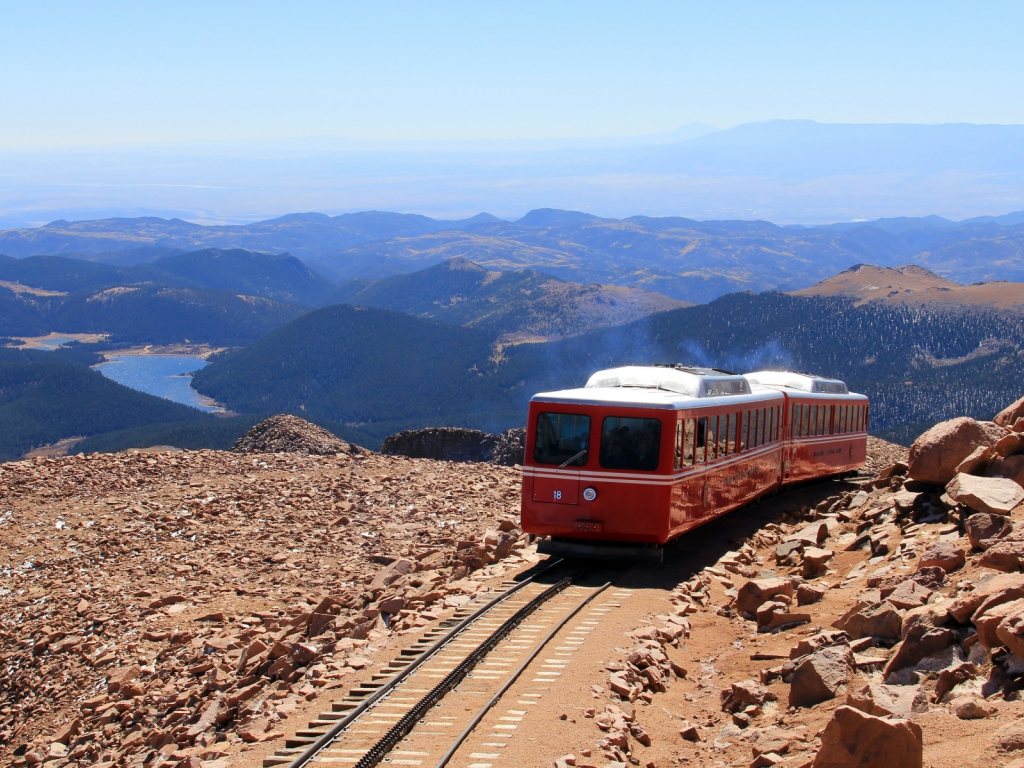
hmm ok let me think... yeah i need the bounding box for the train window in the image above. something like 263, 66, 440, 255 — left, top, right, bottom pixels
769, 406, 777, 442
534, 412, 590, 467
727, 413, 737, 455
696, 417, 707, 463
757, 408, 765, 446
684, 419, 695, 466
827, 405, 834, 434
791, 404, 800, 437
600, 416, 662, 471
740, 411, 749, 452
840, 405, 848, 434
718, 415, 729, 457
802, 405, 811, 437
674, 421, 683, 470
707, 416, 718, 460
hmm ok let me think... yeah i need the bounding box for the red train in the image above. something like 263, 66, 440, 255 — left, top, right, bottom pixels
520, 365, 868, 560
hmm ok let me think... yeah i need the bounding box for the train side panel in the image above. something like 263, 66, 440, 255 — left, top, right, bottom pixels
781, 394, 869, 485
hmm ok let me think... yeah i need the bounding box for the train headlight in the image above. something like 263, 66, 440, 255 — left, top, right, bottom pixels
583, 487, 597, 502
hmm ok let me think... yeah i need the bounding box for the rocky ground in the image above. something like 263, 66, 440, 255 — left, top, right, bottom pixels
9, 403, 1024, 768
0, 436, 530, 768
559, 396, 1024, 768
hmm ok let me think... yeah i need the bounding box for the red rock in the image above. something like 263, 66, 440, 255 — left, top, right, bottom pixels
369, 557, 417, 590
883, 626, 956, 676
789, 645, 851, 708
917, 541, 965, 573
994, 433, 1024, 458
846, 683, 928, 717
833, 600, 902, 641
811, 706, 922, 768
735, 578, 795, 616
956, 446, 992, 475
797, 583, 827, 605
979, 540, 1024, 572
995, 395, 1024, 429
974, 598, 1024, 649
107, 665, 140, 693
946, 473, 1024, 516
966, 512, 1012, 550
908, 417, 1006, 486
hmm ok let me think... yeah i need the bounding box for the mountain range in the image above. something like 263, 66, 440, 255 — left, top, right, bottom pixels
4, 207, 1024, 302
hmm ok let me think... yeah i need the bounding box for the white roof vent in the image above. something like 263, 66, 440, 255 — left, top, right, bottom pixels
746, 370, 849, 395
585, 365, 751, 398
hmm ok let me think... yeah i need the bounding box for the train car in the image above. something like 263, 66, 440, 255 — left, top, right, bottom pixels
745, 371, 869, 485
520, 364, 867, 561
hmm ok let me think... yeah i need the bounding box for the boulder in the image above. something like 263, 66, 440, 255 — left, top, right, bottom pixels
789, 645, 851, 708
900, 603, 949, 640
979, 540, 1024, 572
948, 572, 1024, 623
996, 605, 1024, 658
946, 473, 1024, 516
833, 600, 903, 641
846, 683, 929, 717
908, 417, 1006, 486
811, 706, 922, 768
966, 512, 1012, 550
916, 541, 965, 573
955, 446, 991, 475
994, 432, 1024, 458
757, 601, 812, 633
369, 558, 417, 590
736, 577, 795, 617
883, 626, 956, 676
797, 583, 828, 606
886, 579, 932, 611
974, 597, 1024, 649
987, 454, 1024, 487
995, 395, 1024, 429
950, 696, 997, 719
802, 547, 834, 577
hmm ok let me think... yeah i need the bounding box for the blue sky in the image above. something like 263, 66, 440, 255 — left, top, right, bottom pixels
3, 1, 1023, 149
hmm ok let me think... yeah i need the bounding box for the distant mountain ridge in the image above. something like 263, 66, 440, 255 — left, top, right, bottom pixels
327, 257, 689, 340
5, 206, 1024, 303
794, 264, 1024, 311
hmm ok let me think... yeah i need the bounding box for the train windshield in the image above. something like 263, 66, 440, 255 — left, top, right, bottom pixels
600, 416, 662, 471
534, 412, 591, 467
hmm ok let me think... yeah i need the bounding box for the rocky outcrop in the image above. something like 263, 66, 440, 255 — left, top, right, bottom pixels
381, 427, 497, 462
907, 417, 1006, 485
490, 427, 526, 466
233, 414, 363, 455
811, 706, 923, 768
946, 473, 1024, 515
380, 426, 526, 465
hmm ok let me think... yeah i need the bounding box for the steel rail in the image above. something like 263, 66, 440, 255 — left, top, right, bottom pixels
432, 577, 616, 768
350, 577, 572, 768
284, 557, 564, 768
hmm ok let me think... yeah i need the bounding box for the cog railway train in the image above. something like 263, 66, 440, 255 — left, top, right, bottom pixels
519, 365, 868, 561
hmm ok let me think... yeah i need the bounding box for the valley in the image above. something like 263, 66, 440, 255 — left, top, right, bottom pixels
3, 209, 1024, 460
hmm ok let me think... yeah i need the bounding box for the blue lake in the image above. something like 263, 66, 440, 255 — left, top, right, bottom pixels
94, 355, 221, 412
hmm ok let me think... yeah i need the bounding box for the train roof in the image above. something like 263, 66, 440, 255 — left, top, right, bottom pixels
530, 365, 784, 410
746, 370, 856, 396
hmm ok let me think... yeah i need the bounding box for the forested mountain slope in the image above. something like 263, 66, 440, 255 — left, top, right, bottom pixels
193, 291, 1024, 446
0, 283, 306, 345
326, 258, 688, 339
0, 347, 211, 461
0, 249, 335, 306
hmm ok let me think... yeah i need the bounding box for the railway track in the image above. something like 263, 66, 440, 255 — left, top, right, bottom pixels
263, 559, 633, 768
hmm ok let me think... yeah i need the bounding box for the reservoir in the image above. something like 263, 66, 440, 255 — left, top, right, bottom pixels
94, 355, 222, 412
